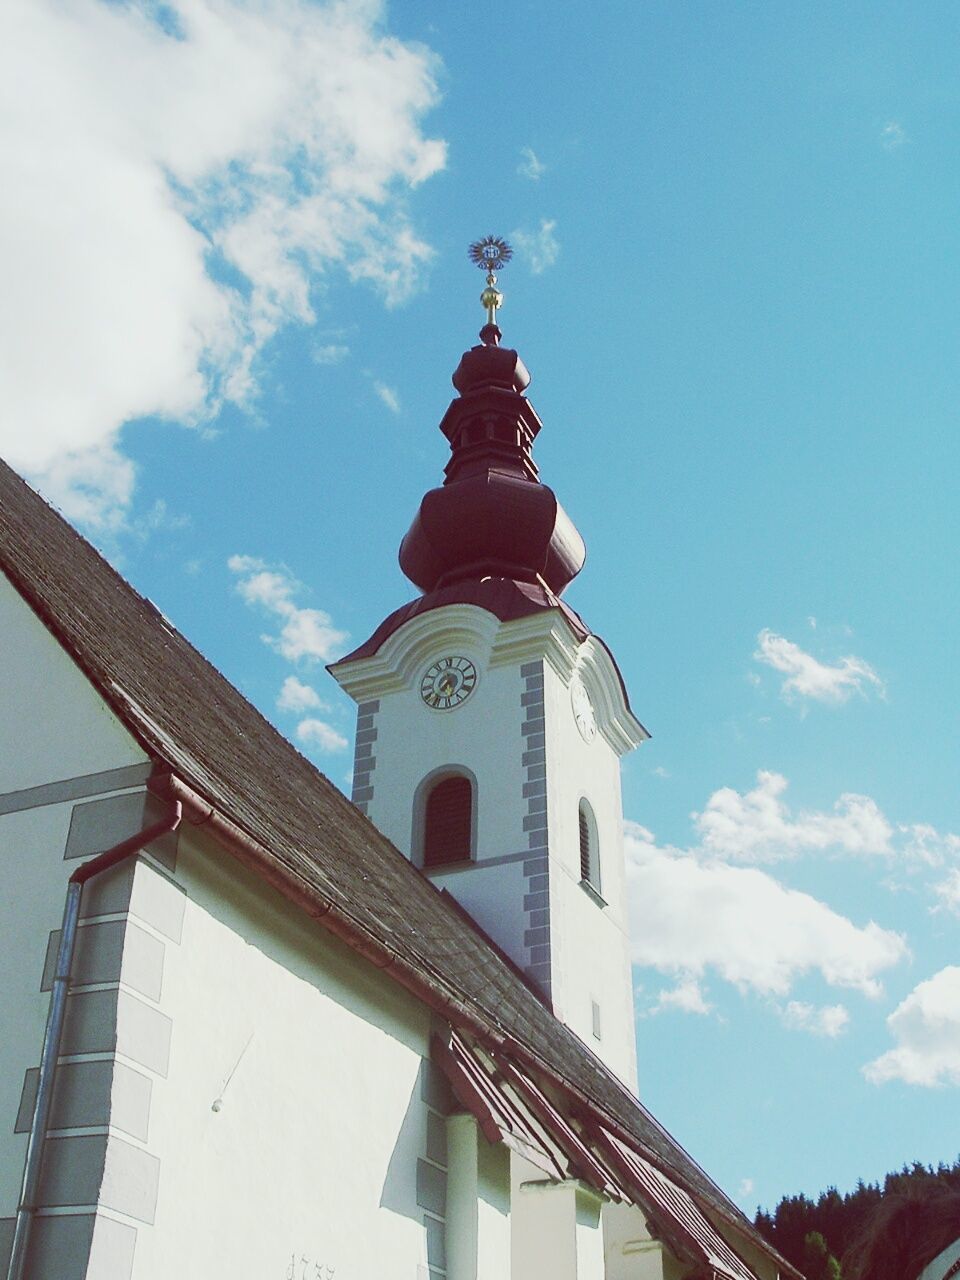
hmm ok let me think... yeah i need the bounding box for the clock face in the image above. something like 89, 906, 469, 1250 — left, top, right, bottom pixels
570, 676, 597, 743
420, 656, 478, 710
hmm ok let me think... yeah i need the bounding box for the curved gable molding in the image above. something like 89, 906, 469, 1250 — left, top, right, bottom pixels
574, 637, 650, 757
330, 602, 648, 758
329, 604, 503, 701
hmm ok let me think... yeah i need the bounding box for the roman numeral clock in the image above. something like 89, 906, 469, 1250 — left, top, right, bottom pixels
420, 657, 478, 710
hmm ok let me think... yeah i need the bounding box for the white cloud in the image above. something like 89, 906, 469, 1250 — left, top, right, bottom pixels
625, 822, 908, 998
781, 1001, 850, 1038
277, 675, 325, 714
695, 770, 893, 863
881, 121, 907, 150
652, 765, 670, 779
35, 445, 138, 532
313, 343, 350, 365
899, 823, 960, 868
933, 869, 960, 916
737, 1178, 755, 1202
754, 629, 885, 705
864, 967, 960, 1086
374, 381, 401, 414
652, 977, 712, 1016
228, 554, 347, 663
512, 218, 559, 274
129, 498, 191, 541
517, 146, 545, 180
296, 717, 348, 753
0, 0, 445, 527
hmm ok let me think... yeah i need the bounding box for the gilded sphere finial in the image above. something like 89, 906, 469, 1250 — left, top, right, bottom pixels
480, 276, 503, 312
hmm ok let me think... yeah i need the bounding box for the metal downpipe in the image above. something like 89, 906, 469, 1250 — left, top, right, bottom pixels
5, 801, 182, 1280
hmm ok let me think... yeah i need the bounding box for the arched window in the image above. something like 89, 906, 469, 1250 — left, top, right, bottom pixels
423, 774, 473, 867
579, 799, 600, 894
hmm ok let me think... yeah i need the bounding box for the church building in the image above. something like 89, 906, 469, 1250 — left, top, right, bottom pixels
0, 247, 799, 1280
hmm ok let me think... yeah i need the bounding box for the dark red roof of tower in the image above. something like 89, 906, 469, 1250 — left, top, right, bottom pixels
398, 323, 586, 596
338, 577, 590, 664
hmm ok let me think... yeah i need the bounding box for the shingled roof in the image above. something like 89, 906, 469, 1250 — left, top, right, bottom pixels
0, 458, 794, 1276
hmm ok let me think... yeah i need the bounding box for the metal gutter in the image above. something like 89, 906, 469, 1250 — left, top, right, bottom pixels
6, 802, 182, 1280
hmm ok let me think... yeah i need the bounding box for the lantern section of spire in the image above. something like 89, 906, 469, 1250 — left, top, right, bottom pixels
398, 314, 586, 595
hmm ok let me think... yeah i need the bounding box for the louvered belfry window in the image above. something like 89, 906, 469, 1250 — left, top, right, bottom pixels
579, 805, 592, 881
579, 799, 599, 891
423, 775, 472, 867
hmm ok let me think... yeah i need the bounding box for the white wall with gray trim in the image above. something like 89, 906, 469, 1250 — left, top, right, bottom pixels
0, 572, 157, 1277
331, 604, 641, 1093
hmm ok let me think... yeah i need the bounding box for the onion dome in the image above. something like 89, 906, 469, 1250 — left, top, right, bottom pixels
399, 322, 586, 595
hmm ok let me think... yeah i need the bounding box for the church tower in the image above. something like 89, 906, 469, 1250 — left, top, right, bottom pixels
329, 240, 648, 1092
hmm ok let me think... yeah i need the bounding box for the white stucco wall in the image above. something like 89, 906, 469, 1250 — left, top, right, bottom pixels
0, 573, 146, 794
134, 826, 443, 1280
0, 574, 148, 1226
511, 1155, 606, 1280
540, 660, 638, 1091
602, 1203, 666, 1280
445, 1114, 510, 1280
365, 645, 529, 865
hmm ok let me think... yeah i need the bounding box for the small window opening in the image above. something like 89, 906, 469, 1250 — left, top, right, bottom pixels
579, 799, 601, 896
579, 806, 591, 881
423, 775, 473, 867
591, 1000, 602, 1041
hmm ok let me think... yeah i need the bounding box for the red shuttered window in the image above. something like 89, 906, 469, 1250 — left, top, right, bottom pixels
423, 775, 472, 867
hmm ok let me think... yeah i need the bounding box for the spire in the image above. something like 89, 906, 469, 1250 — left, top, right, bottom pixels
398, 240, 586, 596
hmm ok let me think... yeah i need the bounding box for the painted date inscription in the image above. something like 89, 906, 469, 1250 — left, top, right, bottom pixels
285, 1257, 336, 1279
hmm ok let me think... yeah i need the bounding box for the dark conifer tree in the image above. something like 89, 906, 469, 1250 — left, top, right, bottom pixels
754, 1155, 960, 1274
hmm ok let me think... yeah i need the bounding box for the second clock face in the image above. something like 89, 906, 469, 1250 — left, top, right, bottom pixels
570, 676, 597, 743
420, 656, 478, 710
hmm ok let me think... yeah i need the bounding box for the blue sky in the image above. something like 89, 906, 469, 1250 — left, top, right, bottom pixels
3, 0, 958, 1214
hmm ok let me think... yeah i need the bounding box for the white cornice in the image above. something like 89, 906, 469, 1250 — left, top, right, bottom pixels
328, 604, 502, 702
488, 610, 580, 680
329, 602, 648, 756
574, 636, 649, 755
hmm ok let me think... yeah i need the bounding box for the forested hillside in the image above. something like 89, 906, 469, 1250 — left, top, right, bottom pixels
754, 1158, 960, 1277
